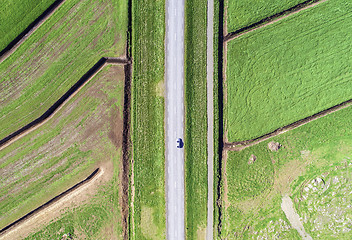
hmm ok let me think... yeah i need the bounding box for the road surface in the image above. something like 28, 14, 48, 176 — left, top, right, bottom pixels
165, 0, 185, 239
206, 0, 214, 239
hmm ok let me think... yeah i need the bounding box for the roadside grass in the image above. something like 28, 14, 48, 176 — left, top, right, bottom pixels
0, 0, 56, 52
0, 65, 125, 232
0, 0, 127, 141
131, 0, 165, 239
225, 0, 352, 142
25, 159, 123, 240
222, 104, 352, 238
225, 0, 306, 33
184, 0, 208, 238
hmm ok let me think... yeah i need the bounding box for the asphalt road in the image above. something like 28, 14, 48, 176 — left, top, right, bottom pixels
206, 0, 214, 238
165, 0, 185, 239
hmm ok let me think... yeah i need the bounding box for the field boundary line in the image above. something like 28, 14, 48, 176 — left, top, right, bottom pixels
225, 98, 352, 151
0, 168, 100, 237
0, 57, 131, 151
224, 0, 326, 42
0, 0, 66, 64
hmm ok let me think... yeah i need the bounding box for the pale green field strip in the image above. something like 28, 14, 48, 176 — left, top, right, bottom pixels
226, 0, 352, 142
0, 65, 125, 231
0, 0, 57, 53
131, 0, 165, 239
184, 0, 208, 238
0, 0, 127, 141
226, 0, 306, 33
222, 103, 352, 239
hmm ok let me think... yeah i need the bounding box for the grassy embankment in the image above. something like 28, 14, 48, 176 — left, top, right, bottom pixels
0, 0, 56, 51
131, 0, 165, 239
225, 0, 306, 32
0, 0, 127, 141
184, 0, 208, 238
0, 65, 125, 236
225, 0, 352, 142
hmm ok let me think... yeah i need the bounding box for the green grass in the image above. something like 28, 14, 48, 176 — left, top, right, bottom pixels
131, 0, 165, 239
222, 101, 352, 238
0, 65, 125, 231
25, 161, 123, 240
225, 0, 305, 32
225, 0, 352, 142
184, 0, 208, 238
0, 0, 127, 141
0, 0, 57, 52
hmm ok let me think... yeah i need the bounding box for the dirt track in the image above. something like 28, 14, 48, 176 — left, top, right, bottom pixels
224, 0, 326, 42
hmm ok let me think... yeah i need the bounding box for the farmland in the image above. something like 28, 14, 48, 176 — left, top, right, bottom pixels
0, 0, 127, 141
184, 0, 208, 238
225, 0, 352, 142
131, 0, 165, 238
0, 0, 56, 52
220, 0, 352, 238
225, 0, 307, 33
0, 65, 126, 237
221, 105, 352, 239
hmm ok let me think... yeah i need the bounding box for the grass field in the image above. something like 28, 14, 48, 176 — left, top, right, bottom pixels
222, 104, 352, 239
0, 65, 125, 234
0, 0, 56, 52
0, 0, 127, 141
131, 0, 165, 239
184, 0, 208, 238
225, 0, 352, 142
225, 0, 305, 33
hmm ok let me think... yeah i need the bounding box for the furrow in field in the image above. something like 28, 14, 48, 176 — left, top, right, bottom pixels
0, 168, 100, 237
0, 0, 66, 64
225, 98, 352, 151
0, 57, 130, 151
224, 0, 326, 42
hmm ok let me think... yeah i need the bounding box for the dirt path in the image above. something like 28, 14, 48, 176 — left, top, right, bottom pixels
206, 0, 214, 238
0, 167, 108, 240
224, 0, 327, 42
281, 196, 312, 240
225, 98, 352, 151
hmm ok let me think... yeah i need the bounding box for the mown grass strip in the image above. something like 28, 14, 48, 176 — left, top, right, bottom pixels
184, 0, 208, 238
131, 0, 165, 239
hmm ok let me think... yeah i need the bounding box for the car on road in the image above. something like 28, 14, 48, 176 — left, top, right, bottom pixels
177, 138, 184, 148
